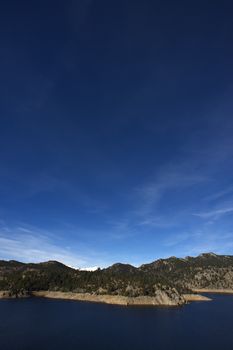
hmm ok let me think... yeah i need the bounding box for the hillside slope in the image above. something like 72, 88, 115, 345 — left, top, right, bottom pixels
0, 253, 233, 303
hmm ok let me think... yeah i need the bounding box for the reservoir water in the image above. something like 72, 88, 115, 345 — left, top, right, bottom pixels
0, 294, 233, 350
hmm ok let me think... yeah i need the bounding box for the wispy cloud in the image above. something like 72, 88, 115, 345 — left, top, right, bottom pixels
204, 186, 233, 202
163, 231, 203, 247
181, 234, 233, 257
136, 171, 204, 214
0, 223, 99, 269
131, 162, 206, 229
137, 216, 179, 229
163, 229, 233, 257
193, 207, 233, 220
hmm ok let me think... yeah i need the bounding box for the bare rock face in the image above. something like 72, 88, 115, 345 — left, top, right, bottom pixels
186, 268, 233, 290
154, 289, 184, 306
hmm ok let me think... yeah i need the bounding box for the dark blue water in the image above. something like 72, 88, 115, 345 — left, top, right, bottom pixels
0, 294, 233, 350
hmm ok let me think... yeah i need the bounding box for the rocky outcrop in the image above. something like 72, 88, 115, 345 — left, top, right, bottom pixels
0, 291, 11, 298
0, 290, 29, 299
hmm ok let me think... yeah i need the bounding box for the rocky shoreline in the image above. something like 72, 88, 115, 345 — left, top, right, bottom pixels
183, 294, 211, 302
0, 291, 211, 306
0, 291, 10, 298
0, 290, 29, 299
32, 291, 185, 306
192, 288, 233, 294
0, 290, 211, 306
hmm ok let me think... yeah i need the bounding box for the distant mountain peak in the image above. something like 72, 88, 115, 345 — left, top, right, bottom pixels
105, 262, 137, 274
81, 266, 100, 272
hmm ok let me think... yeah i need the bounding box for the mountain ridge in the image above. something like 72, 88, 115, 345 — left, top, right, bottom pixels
1, 252, 230, 271
1, 253, 233, 305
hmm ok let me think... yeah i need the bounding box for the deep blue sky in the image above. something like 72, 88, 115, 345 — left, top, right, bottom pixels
1, 0, 233, 268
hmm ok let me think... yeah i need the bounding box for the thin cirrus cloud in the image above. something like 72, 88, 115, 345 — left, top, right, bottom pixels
203, 186, 233, 202
0, 224, 93, 269
130, 163, 207, 231
193, 207, 233, 220
163, 230, 233, 257
134, 171, 205, 214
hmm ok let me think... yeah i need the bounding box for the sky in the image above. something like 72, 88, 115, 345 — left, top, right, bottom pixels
0, 0, 233, 269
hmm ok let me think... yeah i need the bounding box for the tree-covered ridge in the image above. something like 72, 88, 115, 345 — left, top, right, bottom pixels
1, 253, 233, 298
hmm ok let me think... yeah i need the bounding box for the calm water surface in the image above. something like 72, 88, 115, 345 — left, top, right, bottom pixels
0, 294, 233, 350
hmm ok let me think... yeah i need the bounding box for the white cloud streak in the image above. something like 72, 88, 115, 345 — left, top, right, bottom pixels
193, 207, 233, 219
163, 230, 233, 257
131, 162, 207, 230
0, 224, 90, 269
204, 186, 233, 202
